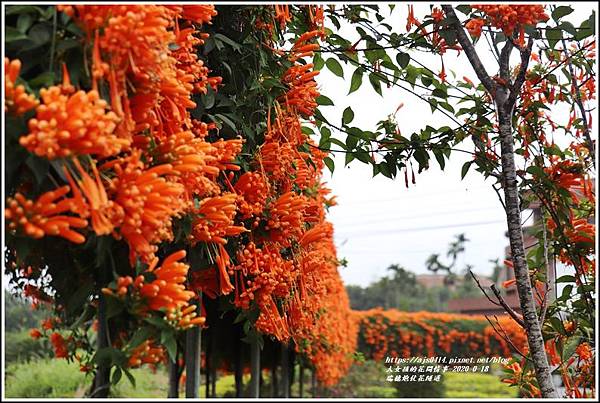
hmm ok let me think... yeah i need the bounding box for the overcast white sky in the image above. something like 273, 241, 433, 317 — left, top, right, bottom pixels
316, 3, 598, 286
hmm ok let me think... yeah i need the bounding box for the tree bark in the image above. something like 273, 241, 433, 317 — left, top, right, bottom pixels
299, 365, 304, 398
311, 369, 316, 398
498, 106, 557, 398
288, 348, 295, 397
90, 294, 110, 398
271, 357, 278, 397
234, 333, 243, 398
249, 338, 260, 397
168, 354, 180, 398
185, 326, 202, 398
280, 344, 289, 398
443, 5, 557, 398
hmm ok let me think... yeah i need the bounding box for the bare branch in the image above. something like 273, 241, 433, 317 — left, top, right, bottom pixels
485, 315, 532, 363
490, 284, 526, 328
469, 269, 501, 306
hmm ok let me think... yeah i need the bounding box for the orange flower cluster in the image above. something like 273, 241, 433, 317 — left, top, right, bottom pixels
110, 153, 186, 263
466, 18, 485, 38
472, 5, 549, 45
280, 30, 324, 116
543, 157, 595, 205
103, 250, 204, 329
5, 187, 87, 243
191, 194, 247, 245
501, 358, 541, 397
127, 340, 166, 368
20, 86, 126, 159
49, 332, 69, 359
4, 58, 38, 115
355, 309, 526, 361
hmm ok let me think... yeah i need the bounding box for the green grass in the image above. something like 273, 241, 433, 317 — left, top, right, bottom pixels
5, 359, 89, 398
5, 357, 519, 398
5, 357, 243, 398
444, 371, 518, 398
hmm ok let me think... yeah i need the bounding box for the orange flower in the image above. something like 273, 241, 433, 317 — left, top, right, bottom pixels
64, 158, 123, 236
111, 152, 185, 263
127, 339, 165, 368
235, 172, 269, 219
191, 193, 246, 245
274, 4, 291, 29
20, 86, 127, 159
576, 342, 593, 361
49, 332, 69, 358
5, 187, 87, 243
265, 192, 307, 244
29, 328, 43, 339
4, 58, 38, 115
134, 250, 196, 314
466, 18, 485, 38
473, 5, 549, 37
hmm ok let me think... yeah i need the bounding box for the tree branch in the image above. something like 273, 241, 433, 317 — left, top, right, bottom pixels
490, 284, 526, 328
507, 37, 535, 106
441, 5, 496, 94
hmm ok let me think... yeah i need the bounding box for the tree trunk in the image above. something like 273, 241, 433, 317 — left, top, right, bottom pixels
288, 348, 295, 397
249, 338, 260, 398
90, 294, 110, 398
299, 365, 304, 398
234, 334, 243, 398
498, 105, 557, 398
280, 344, 289, 398
311, 369, 316, 398
168, 355, 180, 398
185, 326, 202, 398
211, 366, 217, 397
271, 358, 278, 397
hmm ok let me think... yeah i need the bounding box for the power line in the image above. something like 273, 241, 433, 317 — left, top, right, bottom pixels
335, 219, 505, 238
331, 206, 502, 229
332, 185, 492, 207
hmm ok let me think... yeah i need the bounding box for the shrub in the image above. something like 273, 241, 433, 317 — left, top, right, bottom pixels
4, 330, 53, 364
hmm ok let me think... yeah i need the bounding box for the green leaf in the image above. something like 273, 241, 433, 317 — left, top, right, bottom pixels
111, 367, 123, 385
562, 336, 581, 360
213, 33, 241, 52
313, 52, 325, 71
431, 88, 447, 99
342, 107, 354, 125
5, 27, 28, 42
17, 13, 34, 33
461, 160, 473, 179
128, 327, 153, 350
455, 5, 472, 15
556, 275, 575, 283
325, 58, 344, 78
344, 152, 355, 166
433, 149, 446, 170
25, 155, 50, 185
28, 72, 55, 88
324, 156, 335, 173
552, 6, 574, 22
161, 330, 177, 362
348, 68, 363, 94
545, 28, 562, 49
396, 52, 410, 69
215, 113, 237, 131
6, 5, 44, 15
368, 73, 383, 96
123, 368, 136, 388
316, 95, 334, 106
